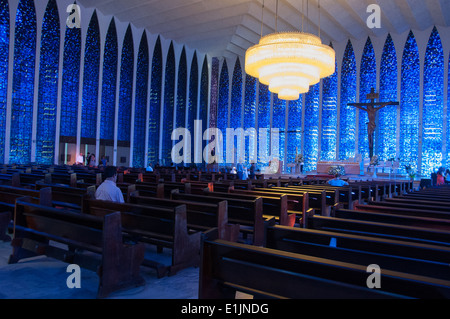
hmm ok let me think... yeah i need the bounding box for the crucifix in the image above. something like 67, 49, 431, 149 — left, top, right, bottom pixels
348, 88, 399, 160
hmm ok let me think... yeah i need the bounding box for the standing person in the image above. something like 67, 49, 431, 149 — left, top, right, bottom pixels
436, 167, 445, 186
249, 162, 256, 180
89, 154, 96, 167
95, 166, 124, 203
86, 152, 91, 166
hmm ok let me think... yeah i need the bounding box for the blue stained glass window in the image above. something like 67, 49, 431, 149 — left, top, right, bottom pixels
231, 58, 243, 162
188, 52, 199, 132
187, 52, 198, 161
272, 94, 286, 170
287, 96, 302, 165
176, 47, 187, 130
199, 56, 209, 164
321, 44, 338, 161
60, 8, 81, 139
230, 58, 242, 129
133, 31, 149, 168
243, 74, 257, 164
36, 0, 60, 165
118, 25, 134, 143
0, 0, 9, 163
148, 36, 162, 165
377, 34, 398, 161
217, 60, 229, 162
339, 40, 357, 160
100, 18, 118, 141
400, 31, 420, 172
258, 83, 270, 166
161, 42, 175, 164
422, 26, 444, 174
358, 37, 376, 159
10, 0, 36, 164
81, 11, 100, 140
304, 83, 320, 172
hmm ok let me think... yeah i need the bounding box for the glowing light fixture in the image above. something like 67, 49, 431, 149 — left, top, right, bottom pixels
245, 0, 335, 100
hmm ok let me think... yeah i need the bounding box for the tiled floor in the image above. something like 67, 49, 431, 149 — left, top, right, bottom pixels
0, 237, 199, 299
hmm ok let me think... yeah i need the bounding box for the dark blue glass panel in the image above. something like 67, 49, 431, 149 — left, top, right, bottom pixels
81, 11, 100, 140
36, 0, 60, 165
339, 40, 357, 160
358, 37, 376, 159
148, 36, 162, 165
218, 60, 229, 162
272, 94, 285, 170
133, 31, 149, 168
0, 0, 9, 163
176, 47, 187, 129
304, 83, 320, 172
400, 31, 420, 172
10, 0, 36, 164
422, 26, 444, 174
231, 58, 242, 162
60, 8, 81, 139
118, 25, 134, 143
243, 74, 257, 164
287, 96, 302, 165
100, 18, 118, 141
199, 56, 209, 165
187, 52, 198, 162
161, 42, 175, 164
377, 34, 398, 161
321, 44, 338, 161
258, 83, 270, 166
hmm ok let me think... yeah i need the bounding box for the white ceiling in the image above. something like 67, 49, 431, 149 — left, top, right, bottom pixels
77, 0, 450, 59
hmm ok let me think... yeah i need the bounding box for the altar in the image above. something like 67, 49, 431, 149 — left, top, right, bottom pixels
316, 161, 361, 175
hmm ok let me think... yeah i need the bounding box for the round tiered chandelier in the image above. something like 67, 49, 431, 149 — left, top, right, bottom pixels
245, 0, 335, 100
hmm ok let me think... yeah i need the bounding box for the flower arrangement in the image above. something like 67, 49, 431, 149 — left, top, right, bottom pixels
370, 155, 379, 166
404, 165, 416, 179
328, 165, 345, 177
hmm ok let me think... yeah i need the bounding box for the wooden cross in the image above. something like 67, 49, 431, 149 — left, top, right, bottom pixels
348, 88, 399, 160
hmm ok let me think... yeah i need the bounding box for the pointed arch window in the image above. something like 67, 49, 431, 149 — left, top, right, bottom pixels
400, 31, 420, 171
377, 34, 398, 161
161, 42, 175, 164
422, 26, 444, 174
100, 18, 118, 143
10, 0, 36, 164
0, 0, 9, 163
133, 31, 149, 168
81, 11, 100, 141
359, 38, 376, 159
118, 25, 134, 144
339, 40, 357, 160
303, 83, 320, 172
320, 44, 337, 161
148, 36, 162, 165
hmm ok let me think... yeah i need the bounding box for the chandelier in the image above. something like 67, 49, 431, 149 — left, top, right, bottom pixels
245, 0, 335, 100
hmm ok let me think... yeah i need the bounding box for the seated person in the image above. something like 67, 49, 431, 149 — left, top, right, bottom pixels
327, 174, 349, 187
95, 166, 124, 203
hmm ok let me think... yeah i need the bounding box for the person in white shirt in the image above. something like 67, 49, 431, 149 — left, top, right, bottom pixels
95, 166, 124, 203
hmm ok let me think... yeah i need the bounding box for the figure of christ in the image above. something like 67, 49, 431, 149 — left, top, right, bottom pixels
348, 92, 399, 159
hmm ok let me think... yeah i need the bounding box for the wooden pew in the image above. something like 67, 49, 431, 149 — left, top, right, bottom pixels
171, 191, 266, 246
83, 198, 201, 277
129, 192, 240, 242
305, 215, 450, 247
199, 229, 450, 299
10, 197, 145, 298
220, 189, 298, 227
354, 203, 450, 221
265, 225, 450, 281
333, 208, 450, 232
249, 186, 333, 217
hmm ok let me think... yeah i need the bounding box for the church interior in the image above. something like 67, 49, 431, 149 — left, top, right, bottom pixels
1, 0, 450, 303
